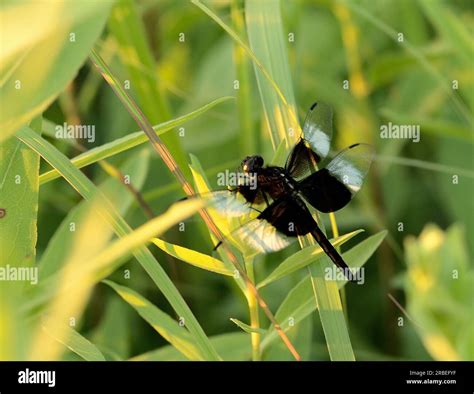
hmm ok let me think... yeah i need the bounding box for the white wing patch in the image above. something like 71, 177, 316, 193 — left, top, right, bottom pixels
304, 125, 331, 159
234, 220, 292, 253
325, 143, 375, 195
326, 159, 363, 194
208, 191, 253, 217
302, 102, 333, 161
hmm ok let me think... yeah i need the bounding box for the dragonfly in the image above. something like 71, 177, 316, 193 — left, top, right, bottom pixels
207, 102, 375, 282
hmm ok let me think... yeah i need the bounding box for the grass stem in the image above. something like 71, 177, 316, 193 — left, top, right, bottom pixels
329, 212, 348, 319
245, 256, 261, 361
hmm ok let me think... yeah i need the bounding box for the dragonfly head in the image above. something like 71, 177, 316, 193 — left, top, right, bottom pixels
241, 155, 264, 173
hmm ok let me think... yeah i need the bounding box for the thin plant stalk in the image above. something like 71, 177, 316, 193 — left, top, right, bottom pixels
301, 154, 355, 360
329, 212, 348, 318
59, 83, 155, 219
232, 0, 260, 360
245, 255, 261, 361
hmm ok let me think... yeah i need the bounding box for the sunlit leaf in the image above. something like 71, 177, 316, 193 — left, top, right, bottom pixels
105, 281, 204, 361
152, 238, 234, 276
257, 230, 364, 288
0, 1, 113, 141
230, 318, 266, 335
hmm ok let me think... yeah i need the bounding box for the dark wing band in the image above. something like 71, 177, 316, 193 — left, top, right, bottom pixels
232, 196, 315, 253
298, 143, 375, 213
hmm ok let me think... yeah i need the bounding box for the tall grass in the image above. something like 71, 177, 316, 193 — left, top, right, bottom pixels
1, 0, 472, 362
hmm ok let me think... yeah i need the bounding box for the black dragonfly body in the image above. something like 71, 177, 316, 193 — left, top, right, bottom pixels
210, 102, 374, 282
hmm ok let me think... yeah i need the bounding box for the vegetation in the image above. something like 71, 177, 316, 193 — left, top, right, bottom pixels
0, 0, 472, 361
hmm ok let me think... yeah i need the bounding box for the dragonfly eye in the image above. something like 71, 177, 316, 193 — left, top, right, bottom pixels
242, 155, 264, 173
241, 156, 250, 172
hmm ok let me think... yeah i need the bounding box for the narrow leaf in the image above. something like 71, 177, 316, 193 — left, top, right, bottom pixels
39, 97, 232, 184
131, 332, 250, 361
262, 231, 387, 349
257, 230, 364, 288
152, 238, 234, 276
17, 127, 220, 361
230, 318, 267, 335
48, 326, 106, 362
105, 281, 204, 361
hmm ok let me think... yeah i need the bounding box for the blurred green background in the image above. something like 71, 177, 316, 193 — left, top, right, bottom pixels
0, 0, 472, 361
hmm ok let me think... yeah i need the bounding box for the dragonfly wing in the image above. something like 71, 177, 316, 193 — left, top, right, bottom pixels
301, 102, 333, 162
299, 143, 375, 212
233, 196, 314, 253
285, 102, 333, 178
233, 219, 293, 253
285, 139, 320, 179
206, 190, 254, 217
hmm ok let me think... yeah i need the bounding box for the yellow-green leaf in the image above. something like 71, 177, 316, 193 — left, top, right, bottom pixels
257, 230, 364, 288
230, 318, 266, 335
152, 238, 234, 276
105, 281, 204, 361
0, 0, 113, 141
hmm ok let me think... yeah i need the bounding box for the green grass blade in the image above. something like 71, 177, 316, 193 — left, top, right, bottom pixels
191, 0, 300, 148
257, 230, 364, 289
231, 0, 257, 154
30, 197, 203, 360
337, 0, 471, 123
108, 0, 191, 179
131, 332, 250, 361
245, 0, 300, 147
105, 281, 204, 361
270, 139, 289, 167
108, 0, 171, 120
261, 276, 316, 350
230, 318, 267, 335
262, 231, 387, 349
23, 150, 149, 318
77, 200, 205, 283
16, 126, 220, 361
308, 260, 355, 360
0, 116, 41, 360
417, 0, 474, 110
334, 230, 387, 287
417, 0, 474, 70
188, 154, 230, 237
376, 155, 474, 179
39, 149, 149, 278
0, 121, 41, 269
51, 326, 106, 361
152, 238, 234, 276
0, 1, 113, 141
89, 297, 130, 360
78, 36, 117, 115
39, 97, 232, 185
